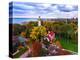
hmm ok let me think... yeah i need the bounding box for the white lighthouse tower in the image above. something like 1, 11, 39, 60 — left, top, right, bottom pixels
38, 16, 41, 26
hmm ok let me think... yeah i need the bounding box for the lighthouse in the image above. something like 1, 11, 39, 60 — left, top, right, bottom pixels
38, 16, 41, 26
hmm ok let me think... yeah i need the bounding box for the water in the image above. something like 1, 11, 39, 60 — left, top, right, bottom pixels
9, 18, 46, 24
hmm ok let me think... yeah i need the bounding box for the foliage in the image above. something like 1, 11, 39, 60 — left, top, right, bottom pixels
30, 26, 47, 41
13, 20, 78, 46
20, 32, 26, 37
13, 24, 26, 35
13, 47, 28, 58
31, 41, 42, 57
70, 32, 78, 44
24, 21, 38, 37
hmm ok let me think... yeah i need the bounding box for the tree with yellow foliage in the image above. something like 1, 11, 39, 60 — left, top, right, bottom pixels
30, 26, 47, 56
30, 26, 47, 42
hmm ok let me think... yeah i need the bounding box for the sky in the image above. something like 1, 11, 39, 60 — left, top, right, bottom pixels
9, 2, 78, 19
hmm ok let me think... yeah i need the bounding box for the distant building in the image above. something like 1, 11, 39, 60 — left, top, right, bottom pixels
38, 16, 42, 26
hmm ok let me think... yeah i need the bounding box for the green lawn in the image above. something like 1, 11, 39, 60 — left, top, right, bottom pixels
56, 36, 78, 52
60, 40, 78, 52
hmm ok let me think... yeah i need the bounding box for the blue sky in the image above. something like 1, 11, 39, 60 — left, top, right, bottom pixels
9, 2, 78, 18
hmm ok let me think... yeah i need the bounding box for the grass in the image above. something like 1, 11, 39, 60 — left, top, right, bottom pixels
13, 47, 28, 58
60, 40, 78, 52
56, 36, 78, 52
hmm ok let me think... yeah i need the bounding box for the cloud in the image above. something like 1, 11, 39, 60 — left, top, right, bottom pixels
9, 2, 78, 18
57, 5, 78, 12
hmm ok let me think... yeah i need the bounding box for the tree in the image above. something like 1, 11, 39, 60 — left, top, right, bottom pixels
30, 26, 47, 42
30, 26, 47, 56
13, 24, 26, 35
61, 24, 74, 42
43, 21, 53, 31
24, 21, 38, 38
31, 41, 42, 57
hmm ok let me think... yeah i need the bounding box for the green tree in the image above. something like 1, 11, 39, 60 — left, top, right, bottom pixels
13, 24, 26, 35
